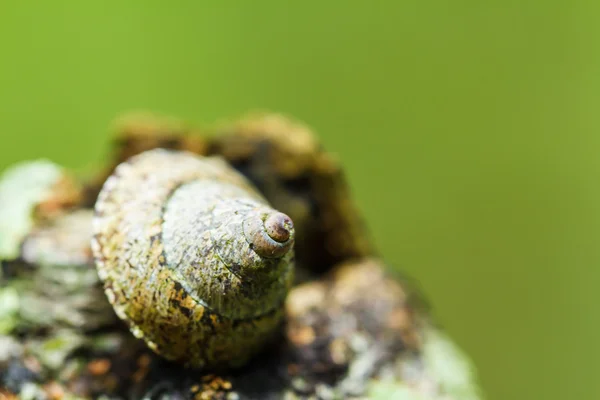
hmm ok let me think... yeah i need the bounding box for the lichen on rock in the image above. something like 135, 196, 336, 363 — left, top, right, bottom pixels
0, 160, 81, 261
0, 112, 483, 400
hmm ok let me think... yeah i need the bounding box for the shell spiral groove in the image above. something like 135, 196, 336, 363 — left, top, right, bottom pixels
90, 149, 295, 368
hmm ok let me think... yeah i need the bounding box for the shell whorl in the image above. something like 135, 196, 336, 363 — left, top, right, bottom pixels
161, 178, 294, 318
91, 149, 295, 366
243, 210, 295, 258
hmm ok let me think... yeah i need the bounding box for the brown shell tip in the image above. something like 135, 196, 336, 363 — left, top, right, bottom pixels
244, 210, 295, 259
264, 212, 293, 243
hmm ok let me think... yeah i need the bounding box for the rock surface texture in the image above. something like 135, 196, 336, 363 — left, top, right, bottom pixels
0, 112, 483, 400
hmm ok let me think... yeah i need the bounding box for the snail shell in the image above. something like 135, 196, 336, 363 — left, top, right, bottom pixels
91, 149, 295, 368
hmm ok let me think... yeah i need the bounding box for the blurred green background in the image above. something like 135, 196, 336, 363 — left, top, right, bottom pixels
0, 1, 597, 399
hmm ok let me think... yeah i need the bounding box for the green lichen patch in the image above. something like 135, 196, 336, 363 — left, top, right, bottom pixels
27, 330, 86, 370
422, 330, 484, 400
368, 381, 430, 400
0, 287, 19, 335
0, 160, 63, 260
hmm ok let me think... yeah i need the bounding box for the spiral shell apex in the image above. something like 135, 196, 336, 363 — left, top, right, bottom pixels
91, 149, 295, 368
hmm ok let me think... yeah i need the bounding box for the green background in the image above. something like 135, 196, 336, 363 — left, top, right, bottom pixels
0, 2, 597, 399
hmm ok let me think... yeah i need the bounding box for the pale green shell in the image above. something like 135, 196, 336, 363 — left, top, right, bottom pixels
91, 149, 295, 368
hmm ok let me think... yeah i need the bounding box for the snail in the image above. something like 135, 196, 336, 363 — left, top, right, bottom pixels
91, 149, 295, 368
